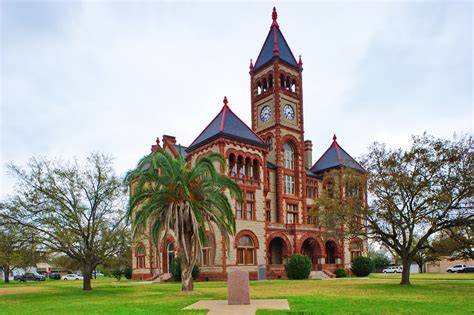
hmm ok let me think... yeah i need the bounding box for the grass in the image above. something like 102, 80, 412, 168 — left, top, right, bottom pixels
0, 273, 473, 314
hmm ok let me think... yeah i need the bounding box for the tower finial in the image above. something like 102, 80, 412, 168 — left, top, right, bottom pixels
298, 55, 303, 67
272, 7, 278, 26
249, 59, 254, 70
333, 134, 337, 142
223, 96, 228, 107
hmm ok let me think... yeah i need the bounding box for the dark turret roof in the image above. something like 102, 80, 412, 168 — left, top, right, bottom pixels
186, 97, 267, 152
310, 135, 365, 174
253, 7, 299, 71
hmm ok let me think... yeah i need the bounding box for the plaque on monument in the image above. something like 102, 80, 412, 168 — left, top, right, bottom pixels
227, 269, 250, 305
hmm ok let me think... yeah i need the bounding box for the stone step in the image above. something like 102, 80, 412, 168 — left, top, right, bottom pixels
309, 271, 333, 279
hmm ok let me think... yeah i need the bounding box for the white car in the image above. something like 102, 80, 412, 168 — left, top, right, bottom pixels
383, 266, 403, 273
447, 264, 466, 273
62, 274, 84, 280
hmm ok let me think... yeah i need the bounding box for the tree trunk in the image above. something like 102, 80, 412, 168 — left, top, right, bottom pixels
4, 267, 10, 284
400, 258, 412, 286
180, 258, 194, 292
417, 262, 423, 273
82, 264, 94, 291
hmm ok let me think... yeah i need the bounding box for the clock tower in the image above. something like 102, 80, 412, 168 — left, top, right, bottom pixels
250, 7, 307, 225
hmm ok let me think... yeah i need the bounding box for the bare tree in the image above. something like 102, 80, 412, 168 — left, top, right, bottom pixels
1, 153, 128, 290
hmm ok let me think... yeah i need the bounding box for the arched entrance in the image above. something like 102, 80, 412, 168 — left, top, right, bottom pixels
325, 240, 337, 264
301, 238, 322, 271
269, 238, 285, 264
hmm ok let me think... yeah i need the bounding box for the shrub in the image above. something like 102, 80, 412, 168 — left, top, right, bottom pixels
123, 267, 132, 280
335, 268, 347, 278
111, 269, 123, 281
285, 254, 311, 279
352, 256, 374, 277
170, 257, 199, 281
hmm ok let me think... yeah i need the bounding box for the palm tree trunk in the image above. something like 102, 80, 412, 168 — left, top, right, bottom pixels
180, 255, 194, 291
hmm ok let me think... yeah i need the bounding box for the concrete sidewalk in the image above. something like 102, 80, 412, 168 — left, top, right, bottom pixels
183, 299, 290, 315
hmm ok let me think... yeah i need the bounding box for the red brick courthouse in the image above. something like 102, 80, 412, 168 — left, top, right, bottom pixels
131, 8, 368, 280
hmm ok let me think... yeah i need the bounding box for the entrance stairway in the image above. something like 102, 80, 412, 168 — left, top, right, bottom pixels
309, 270, 336, 279
146, 273, 172, 282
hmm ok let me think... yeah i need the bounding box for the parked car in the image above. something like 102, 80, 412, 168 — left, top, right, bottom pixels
93, 271, 104, 276
382, 266, 403, 273
16, 273, 46, 282
447, 264, 467, 273
49, 273, 61, 279
457, 266, 474, 273
62, 274, 83, 280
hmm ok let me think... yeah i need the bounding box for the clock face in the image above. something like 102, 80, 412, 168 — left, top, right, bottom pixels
260, 105, 272, 122
283, 104, 295, 120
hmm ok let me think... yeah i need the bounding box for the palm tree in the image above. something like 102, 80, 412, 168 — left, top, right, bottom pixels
126, 149, 241, 291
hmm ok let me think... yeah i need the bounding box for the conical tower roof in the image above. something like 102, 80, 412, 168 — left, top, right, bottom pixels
253, 7, 299, 70
310, 135, 365, 174
186, 97, 266, 152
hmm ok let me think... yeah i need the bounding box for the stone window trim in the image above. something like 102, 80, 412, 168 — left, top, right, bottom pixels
234, 230, 259, 266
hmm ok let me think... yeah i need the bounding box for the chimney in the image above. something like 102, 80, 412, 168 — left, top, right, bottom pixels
163, 135, 177, 145
304, 140, 313, 169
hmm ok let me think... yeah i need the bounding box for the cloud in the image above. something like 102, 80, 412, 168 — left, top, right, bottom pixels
1, 2, 471, 196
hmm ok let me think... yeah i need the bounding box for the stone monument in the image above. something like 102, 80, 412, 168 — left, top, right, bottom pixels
227, 269, 250, 305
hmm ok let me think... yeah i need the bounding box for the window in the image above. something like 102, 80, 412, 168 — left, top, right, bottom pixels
229, 154, 237, 176
136, 245, 146, 268
246, 192, 255, 220
350, 241, 362, 262
284, 175, 295, 195
306, 207, 314, 224
201, 236, 212, 267
236, 201, 243, 219
267, 137, 273, 151
252, 159, 259, 180
237, 235, 255, 265
265, 200, 271, 222
283, 143, 294, 169
286, 204, 298, 224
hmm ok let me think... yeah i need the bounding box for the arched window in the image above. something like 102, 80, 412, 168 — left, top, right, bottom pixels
237, 155, 244, 178
237, 235, 255, 265
350, 241, 362, 262
291, 80, 296, 93
252, 159, 259, 180
257, 81, 262, 95
136, 245, 146, 269
267, 136, 273, 151
286, 77, 291, 90
262, 78, 268, 93
229, 153, 236, 176
268, 74, 273, 89
245, 157, 251, 178
280, 74, 285, 88
284, 143, 294, 169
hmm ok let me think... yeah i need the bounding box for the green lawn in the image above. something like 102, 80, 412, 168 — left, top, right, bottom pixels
0, 274, 473, 314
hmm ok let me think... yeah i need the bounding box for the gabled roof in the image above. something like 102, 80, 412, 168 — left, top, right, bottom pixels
174, 144, 188, 159
253, 7, 299, 71
186, 97, 267, 152
310, 135, 365, 174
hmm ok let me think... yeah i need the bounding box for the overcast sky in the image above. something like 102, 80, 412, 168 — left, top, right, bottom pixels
1, 1, 472, 197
